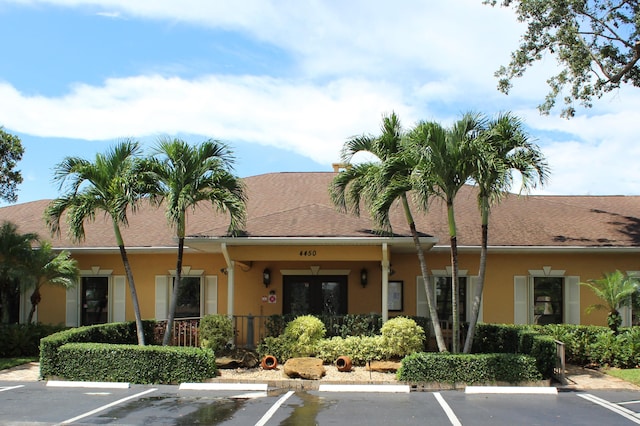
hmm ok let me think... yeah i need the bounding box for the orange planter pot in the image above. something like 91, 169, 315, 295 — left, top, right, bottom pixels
336, 356, 352, 372
261, 355, 278, 370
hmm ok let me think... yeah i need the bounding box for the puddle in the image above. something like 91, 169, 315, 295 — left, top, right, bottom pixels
94, 395, 245, 425
279, 392, 335, 426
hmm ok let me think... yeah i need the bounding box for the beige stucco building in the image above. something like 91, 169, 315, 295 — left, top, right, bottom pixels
2, 171, 640, 342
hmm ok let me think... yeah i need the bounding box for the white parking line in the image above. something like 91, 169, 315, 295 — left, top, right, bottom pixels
255, 390, 294, 426
434, 392, 462, 426
0, 385, 24, 392
54, 388, 157, 425
578, 393, 640, 424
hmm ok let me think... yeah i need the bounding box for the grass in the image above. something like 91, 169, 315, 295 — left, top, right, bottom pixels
0, 357, 38, 371
604, 368, 640, 386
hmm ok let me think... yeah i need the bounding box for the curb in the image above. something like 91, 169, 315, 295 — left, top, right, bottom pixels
319, 384, 411, 393
180, 383, 268, 391
465, 386, 558, 395
47, 381, 130, 389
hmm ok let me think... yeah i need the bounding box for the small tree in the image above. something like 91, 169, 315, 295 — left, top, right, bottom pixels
25, 241, 79, 323
581, 270, 639, 333
0, 127, 24, 203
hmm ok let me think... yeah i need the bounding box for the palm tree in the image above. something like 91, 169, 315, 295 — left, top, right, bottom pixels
463, 112, 548, 353
409, 113, 483, 353
25, 241, 79, 323
150, 138, 247, 346
44, 140, 151, 345
330, 112, 448, 352
0, 221, 38, 323
581, 270, 639, 334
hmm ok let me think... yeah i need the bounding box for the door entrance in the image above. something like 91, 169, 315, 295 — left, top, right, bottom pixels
283, 275, 348, 316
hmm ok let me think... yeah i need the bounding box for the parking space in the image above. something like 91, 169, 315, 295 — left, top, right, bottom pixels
2, 381, 640, 425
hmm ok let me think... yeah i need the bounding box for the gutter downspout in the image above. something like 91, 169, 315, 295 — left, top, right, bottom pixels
221, 243, 235, 318
382, 243, 390, 323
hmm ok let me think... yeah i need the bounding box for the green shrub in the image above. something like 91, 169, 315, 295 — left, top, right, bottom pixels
397, 352, 542, 384
257, 335, 294, 363
0, 323, 66, 357
316, 335, 385, 365
199, 314, 233, 353
40, 321, 157, 378
56, 343, 216, 384
380, 316, 424, 358
284, 315, 326, 357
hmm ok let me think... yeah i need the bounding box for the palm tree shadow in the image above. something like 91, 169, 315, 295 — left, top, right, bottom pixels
554, 209, 640, 246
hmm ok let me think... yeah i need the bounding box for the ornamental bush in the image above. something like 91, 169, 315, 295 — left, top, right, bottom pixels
380, 316, 425, 358
199, 314, 233, 353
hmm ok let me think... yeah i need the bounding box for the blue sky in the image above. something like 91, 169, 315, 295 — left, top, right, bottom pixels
1, 0, 639, 206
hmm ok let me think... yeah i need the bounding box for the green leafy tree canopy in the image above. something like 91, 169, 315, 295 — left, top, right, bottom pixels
486, 0, 640, 117
0, 127, 24, 203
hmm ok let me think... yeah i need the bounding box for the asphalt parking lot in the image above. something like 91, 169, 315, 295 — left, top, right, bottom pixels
2, 381, 640, 425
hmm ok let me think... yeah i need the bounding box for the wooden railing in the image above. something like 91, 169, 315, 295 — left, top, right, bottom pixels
554, 340, 567, 385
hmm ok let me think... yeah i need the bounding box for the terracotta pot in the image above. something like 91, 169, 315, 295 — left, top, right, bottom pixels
261, 355, 278, 370
336, 355, 352, 372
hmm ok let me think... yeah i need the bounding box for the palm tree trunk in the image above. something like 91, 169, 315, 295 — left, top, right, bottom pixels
402, 195, 448, 352
113, 222, 145, 345
447, 201, 460, 353
463, 200, 489, 353
163, 237, 185, 346
27, 285, 42, 324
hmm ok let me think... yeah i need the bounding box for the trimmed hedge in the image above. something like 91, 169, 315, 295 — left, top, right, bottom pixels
397, 352, 542, 384
40, 321, 156, 378
471, 323, 557, 378
56, 343, 216, 384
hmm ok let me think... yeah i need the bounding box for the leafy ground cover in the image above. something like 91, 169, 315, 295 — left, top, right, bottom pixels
0, 357, 37, 370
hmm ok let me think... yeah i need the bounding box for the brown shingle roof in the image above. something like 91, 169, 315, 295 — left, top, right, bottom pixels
1, 172, 639, 249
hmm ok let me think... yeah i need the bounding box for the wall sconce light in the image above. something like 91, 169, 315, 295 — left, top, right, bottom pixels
263, 268, 271, 287
360, 268, 368, 287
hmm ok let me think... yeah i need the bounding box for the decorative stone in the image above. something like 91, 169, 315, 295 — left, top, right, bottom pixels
365, 360, 402, 373
283, 357, 326, 380
215, 347, 260, 369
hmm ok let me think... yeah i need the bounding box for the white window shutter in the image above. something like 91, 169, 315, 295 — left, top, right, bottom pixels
564, 276, 581, 324
155, 276, 169, 320
514, 276, 529, 325
416, 276, 429, 318
468, 276, 483, 323
66, 285, 79, 327
113, 276, 126, 322
620, 302, 632, 327
205, 275, 218, 315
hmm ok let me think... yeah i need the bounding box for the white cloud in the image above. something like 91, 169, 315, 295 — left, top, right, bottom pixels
2, 0, 639, 197
0, 75, 411, 164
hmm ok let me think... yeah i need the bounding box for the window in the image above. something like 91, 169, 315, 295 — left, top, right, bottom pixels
514, 272, 580, 325
417, 275, 474, 324
435, 277, 467, 323
81, 276, 109, 326
173, 276, 202, 319
533, 277, 563, 325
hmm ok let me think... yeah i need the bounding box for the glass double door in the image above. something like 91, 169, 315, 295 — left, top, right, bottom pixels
283, 275, 347, 316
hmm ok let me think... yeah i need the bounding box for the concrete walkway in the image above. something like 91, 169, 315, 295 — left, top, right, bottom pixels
1, 362, 638, 391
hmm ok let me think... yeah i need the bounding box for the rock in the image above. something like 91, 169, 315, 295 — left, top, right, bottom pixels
216, 347, 260, 369
283, 357, 326, 380
365, 360, 401, 373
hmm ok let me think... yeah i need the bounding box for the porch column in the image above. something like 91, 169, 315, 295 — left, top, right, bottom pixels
381, 243, 390, 322
227, 260, 235, 318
